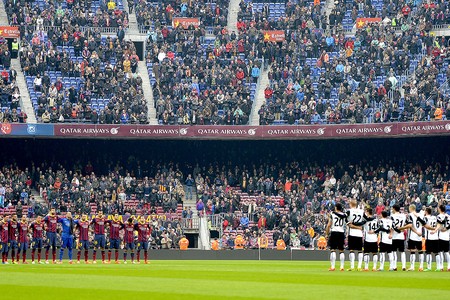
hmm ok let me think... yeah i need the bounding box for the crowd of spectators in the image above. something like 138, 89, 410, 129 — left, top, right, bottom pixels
1, 144, 450, 249
237, 0, 326, 32
19, 25, 148, 123
135, 0, 229, 30
147, 26, 261, 125
257, 15, 450, 124
4, 0, 129, 29
191, 158, 450, 248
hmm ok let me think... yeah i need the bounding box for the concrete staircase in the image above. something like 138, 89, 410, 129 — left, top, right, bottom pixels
11, 59, 37, 123
138, 61, 158, 125
0, 0, 9, 24
227, 0, 240, 34
249, 68, 269, 126
122, 0, 140, 36
183, 185, 198, 209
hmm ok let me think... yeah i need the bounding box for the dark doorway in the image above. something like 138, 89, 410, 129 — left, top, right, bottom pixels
133, 41, 144, 60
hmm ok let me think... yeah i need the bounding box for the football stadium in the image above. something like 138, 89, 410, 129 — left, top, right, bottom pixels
1, 0, 450, 298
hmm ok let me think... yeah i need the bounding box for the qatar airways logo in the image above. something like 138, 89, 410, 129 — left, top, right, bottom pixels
58, 126, 120, 135
266, 128, 325, 136
401, 124, 449, 133
196, 128, 258, 135
335, 126, 390, 135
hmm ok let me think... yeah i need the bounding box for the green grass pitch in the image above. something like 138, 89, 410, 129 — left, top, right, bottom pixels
1, 261, 450, 300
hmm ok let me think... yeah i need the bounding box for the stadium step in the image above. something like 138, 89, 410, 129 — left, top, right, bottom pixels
12, 59, 37, 123
0, 0, 8, 24
122, 0, 140, 36
250, 67, 269, 126
183, 185, 198, 210
138, 61, 158, 125
227, 0, 240, 34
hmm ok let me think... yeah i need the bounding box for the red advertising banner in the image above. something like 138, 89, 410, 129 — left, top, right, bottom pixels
263, 30, 285, 42
172, 18, 200, 29
52, 121, 450, 139
0, 26, 20, 38
356, 17, 382, 28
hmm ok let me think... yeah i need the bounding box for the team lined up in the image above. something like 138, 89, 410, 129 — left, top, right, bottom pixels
0, 208, 161, 265
326, 201, 450, 272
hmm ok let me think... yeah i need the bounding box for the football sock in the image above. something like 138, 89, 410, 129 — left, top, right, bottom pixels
45, 250, 49, 261
37, 250, 41, 261
445, 252, 450, 269
11, 249, 15, 261
137, 251, 140, 262
439, 252, 444, 269
77, 251, 81, 261
410, 253, 416, 269
68, 249, 73, 261
108, 250, 112, 261
388, 252, 394, 270
330, 251, 336, 269
392, 252, 397, 267
101, 251, 105, 261
349, 252, 355, 269
144, 251, 148, 261
115, 250, 119, 261
85, 250, 89, 262
364, 254, 369, 270
357, 253, 363, 270
52, 249, 56, 262
436, 254, 442, 269
379, 253, 385, 269
131, 252, 135, 262
59, 249, 64, 261
419, 252, 424, 269
426, 254, 431, 269
339, 252, 345, 269
22, 252, 26, 263
401, 252, 406, 269
93, 250, 97, 261
373, 254, 378, 270
124, 252, 127, 261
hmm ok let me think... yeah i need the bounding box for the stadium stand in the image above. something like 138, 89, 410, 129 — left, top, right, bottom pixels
18, 26, 148, 123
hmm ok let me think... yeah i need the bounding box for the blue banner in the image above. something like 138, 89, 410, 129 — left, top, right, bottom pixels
0, 123, 54, 137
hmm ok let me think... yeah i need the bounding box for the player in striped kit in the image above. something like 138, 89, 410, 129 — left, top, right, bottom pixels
135, 216, 151, 264
346, 199, 364, 271
423, 207, 439, 271
378, 211, 394, 271
17, 216, 29, 264
30, 216, 44, 264
123, 217, 136, 264
391, 205, 407, 271
436, 205, 450, 271
326, 203, 347, 271
362, 208, 379, 271
106, 214, 124, 264
44, 208, 59, 264
74, 214, 91, 264
1, 215, 10, 264
8, 215, 19, 264
405, 204, 425, 271
91, 211, 107, 264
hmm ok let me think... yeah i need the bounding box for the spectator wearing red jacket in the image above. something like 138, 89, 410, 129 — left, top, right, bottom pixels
264, 85, 273, 99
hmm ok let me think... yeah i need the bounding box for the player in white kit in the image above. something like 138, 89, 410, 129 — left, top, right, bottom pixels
378, 210, 394, 271
404, 204, 425, 271
436, 205, 450, 272
423, 207, 439, 271
326, 203, 347, 271
391, 204, 407, 271
362, 207, 379, 271
346, 199, 364, 271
